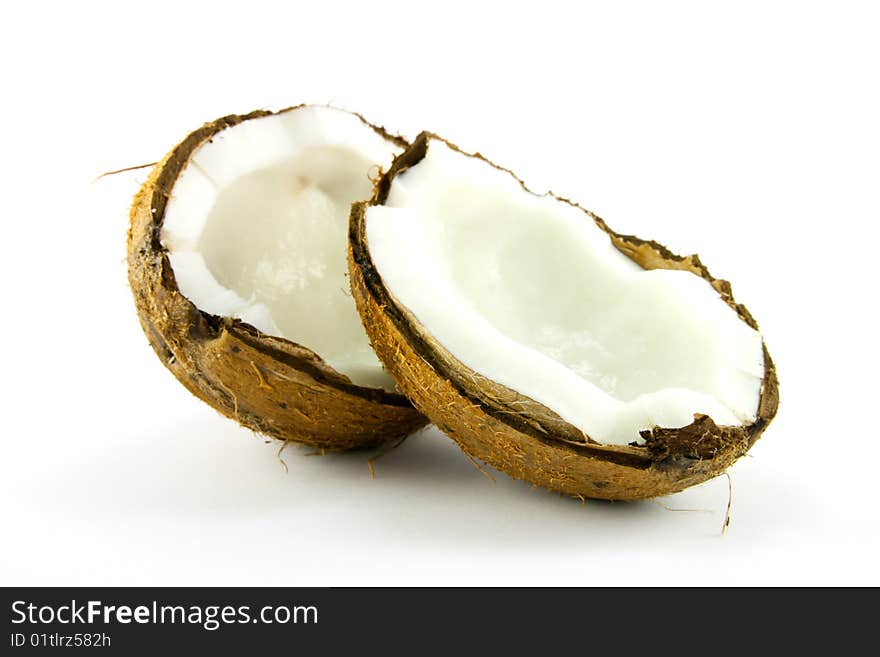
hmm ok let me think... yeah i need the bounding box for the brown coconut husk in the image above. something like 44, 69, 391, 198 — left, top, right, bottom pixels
348, 132, 778, 499
128, 107, 427, 451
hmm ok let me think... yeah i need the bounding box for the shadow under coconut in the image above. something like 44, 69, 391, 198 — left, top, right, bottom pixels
47, 414, 801, 551
44, 415, 309, 519
345, 427, 810, 549
330, 426, 736, 550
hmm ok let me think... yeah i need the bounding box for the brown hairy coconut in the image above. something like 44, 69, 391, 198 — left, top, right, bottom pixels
349, 132, 778, 499
128, 106, 426, 451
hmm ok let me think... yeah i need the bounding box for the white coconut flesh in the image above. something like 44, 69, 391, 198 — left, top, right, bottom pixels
365, 140, 765, 446
161, 106, 402, 391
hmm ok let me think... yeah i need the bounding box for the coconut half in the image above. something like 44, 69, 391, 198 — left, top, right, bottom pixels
349, 133, 778, 499
128, 106, 426, 450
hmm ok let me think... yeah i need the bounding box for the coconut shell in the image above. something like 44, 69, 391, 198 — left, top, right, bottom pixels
128, 108, 427, 451
348, 132, 779, 499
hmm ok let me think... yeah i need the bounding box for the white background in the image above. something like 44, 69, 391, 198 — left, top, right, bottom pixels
2, 1, 878, 586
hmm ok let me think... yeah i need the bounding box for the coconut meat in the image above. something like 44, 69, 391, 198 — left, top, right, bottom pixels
365, 140, 765, 446
161, 107, 402, 391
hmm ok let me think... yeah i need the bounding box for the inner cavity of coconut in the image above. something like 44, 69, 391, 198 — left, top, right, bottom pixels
161, 106, 402, 391
364, 139, 765, 445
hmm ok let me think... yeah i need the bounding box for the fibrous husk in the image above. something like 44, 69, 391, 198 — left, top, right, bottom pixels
128, 108, 427, 451
348, 132, 778, 498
